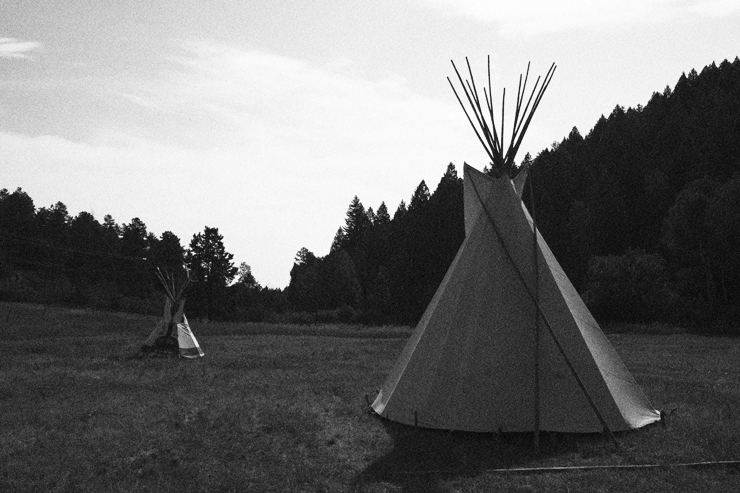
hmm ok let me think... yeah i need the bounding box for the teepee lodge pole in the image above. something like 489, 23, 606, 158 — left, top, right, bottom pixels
448, 57, 555, 175
530, 173, 541, 453
449, 57, 555, 448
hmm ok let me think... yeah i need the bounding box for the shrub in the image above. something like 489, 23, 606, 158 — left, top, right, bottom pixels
284, 311, 315, 325
0, 275, 38, 303
316, 309, 339, 324
583, 250, 680, 323
337, 304, 358, 323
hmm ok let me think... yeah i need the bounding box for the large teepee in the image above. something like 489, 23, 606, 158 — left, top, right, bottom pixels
142, 266, 204, 359
371, 58, 660, 435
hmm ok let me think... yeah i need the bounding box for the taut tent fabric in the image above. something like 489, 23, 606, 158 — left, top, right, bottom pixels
372, 164, 660, 433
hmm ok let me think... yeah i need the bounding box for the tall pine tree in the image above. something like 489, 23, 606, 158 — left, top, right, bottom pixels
342, 196, 371, 253
185, 226, 237, 320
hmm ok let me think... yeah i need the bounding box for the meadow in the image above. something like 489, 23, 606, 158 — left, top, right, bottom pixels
1, 302, 740, 492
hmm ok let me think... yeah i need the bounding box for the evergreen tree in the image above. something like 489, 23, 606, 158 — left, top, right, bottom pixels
375, 202, 391, 225
326, 249, 361, 308
441, 162, 458, 182
185, 226, 238, 320
408, 180, 430, 212
393, 200, 407, 221
67, 211, 105, 283
103, 214, 121, 237
236, 262, 260, 289
330, 228, 344, 253
342, 196, 372, 251
365, 265, 392, 323
0, 188, 35, 236
100, 214, 123, 290
36, 202, 70, 245
0, 188, 36, 271
427, 163, 464, 285
287, 247, 321, 313
223, 262, 265, 322
149, 231, 185, 277
35, 201, 70, 275
294, 247, 316, 266
121, 218, 149, 259
119, 218, 150, 297
366, 206, 377, 226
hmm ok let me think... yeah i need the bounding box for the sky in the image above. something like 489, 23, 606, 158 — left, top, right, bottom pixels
2, 1, 739, 288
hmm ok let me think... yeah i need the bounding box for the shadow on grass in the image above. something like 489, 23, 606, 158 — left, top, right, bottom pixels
351, 414, 620, 493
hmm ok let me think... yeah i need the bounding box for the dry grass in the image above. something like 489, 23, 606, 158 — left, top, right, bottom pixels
1, 302, 740, 492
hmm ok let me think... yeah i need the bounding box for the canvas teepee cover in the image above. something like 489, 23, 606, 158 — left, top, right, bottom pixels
371, 164, 660, 433
144, 297, 204, 358
142, 267, 204, 359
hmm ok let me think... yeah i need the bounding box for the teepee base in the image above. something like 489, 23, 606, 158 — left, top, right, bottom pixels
139, 336, 179, 357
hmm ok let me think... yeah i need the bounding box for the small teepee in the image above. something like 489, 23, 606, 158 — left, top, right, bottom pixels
371, 58, 659, 436
142, 266, 204, 359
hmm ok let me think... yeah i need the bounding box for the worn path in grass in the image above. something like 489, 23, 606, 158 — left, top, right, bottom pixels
1, 303, 740, 491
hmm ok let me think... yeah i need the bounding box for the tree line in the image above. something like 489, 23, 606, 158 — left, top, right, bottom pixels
287, 57, 740, 332
0, 196, 286, 321
286, 163, 464, 325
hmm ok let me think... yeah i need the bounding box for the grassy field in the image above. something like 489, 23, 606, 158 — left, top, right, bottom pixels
1, 302, 740, 492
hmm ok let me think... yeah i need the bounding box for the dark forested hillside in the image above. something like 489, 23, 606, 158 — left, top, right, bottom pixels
532, 59, 740, 259
288, 57, 740, 330
528, 57, 740, 329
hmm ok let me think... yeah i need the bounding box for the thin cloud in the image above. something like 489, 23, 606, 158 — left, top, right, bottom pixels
125, 38, 476, 210
117, 40, 472, 171
0, 38, 42, 59
418, 0, 740, 36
